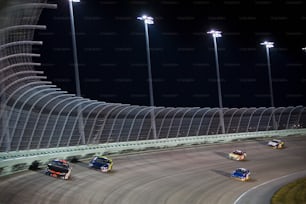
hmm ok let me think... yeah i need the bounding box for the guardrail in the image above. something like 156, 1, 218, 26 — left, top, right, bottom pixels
1, 128, 305, 177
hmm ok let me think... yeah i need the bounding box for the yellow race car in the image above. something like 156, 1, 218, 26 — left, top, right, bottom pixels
228, 150, 247, 161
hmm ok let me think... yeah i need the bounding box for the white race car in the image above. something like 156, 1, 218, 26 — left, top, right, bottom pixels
267, 139, 284, 149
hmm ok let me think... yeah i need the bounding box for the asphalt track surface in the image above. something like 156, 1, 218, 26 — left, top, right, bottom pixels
0, 135, 306, 204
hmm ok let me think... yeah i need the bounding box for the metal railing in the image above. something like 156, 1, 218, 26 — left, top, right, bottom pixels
0, 0, 305, 153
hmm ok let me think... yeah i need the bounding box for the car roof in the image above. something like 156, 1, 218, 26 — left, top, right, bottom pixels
233, 150, 244, 154
50, 159, 69, 167
95, 156, 110, 159
93, 156, 112, 161
236, 168, 248, 171
271, 139, 282, 143
53, 159, 68, 163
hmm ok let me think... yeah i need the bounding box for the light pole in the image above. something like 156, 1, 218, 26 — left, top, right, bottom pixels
68, 0, 81, 98
137, 15, 157, 139
207, 30, 225, 134
260, 41, 277, 130
260, 41, 274, 107
68, 0, 85, 144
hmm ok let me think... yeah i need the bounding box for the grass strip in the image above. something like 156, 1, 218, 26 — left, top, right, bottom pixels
271, 177, 306, 204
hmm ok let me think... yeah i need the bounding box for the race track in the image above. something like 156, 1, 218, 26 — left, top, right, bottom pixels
0, 135, 306, 204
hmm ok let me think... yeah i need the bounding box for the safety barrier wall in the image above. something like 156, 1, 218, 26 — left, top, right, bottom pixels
1, 128, 305, 177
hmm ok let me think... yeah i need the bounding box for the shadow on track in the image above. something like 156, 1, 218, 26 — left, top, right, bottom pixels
214, 151, 228, 159
210, 169, 231, 178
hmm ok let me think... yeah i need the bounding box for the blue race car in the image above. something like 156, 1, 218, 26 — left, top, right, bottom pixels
231, 168, 250, 181
88, 156, 113, 173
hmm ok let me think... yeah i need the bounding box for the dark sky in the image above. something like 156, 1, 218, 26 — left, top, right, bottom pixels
35, 0, 306, 108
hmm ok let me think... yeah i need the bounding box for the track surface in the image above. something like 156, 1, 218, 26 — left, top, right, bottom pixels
0, 135, 306, 204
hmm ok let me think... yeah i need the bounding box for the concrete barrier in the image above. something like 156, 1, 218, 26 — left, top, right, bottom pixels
1, 128, 305, 177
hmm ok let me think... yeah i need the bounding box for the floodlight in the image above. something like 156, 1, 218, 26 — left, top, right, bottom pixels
207, 30, 222, 38
137, 15, 154, 24
260, 41, 274, 48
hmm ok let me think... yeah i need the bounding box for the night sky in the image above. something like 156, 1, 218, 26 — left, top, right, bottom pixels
34, 0, 306, 108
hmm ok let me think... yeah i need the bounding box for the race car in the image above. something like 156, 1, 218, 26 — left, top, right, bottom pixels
88, 156, 113, 173
231, 168, 251, 181
267, 139, 284, 149
228, 150, 247, 161
45, 159, 72, 180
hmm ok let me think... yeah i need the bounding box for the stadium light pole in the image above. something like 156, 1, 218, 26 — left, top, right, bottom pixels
68, 0, 81, 98
260, 41, 277, 130
68, 0, 86, 144
207, 30, 225, 134
137, 15, 157, 139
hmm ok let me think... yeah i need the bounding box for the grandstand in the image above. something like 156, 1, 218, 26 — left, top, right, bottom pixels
1, 0, 305, 154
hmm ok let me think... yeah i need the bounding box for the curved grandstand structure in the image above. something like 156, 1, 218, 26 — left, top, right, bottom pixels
1, 0, 305, 153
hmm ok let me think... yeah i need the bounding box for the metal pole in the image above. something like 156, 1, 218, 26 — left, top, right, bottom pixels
265, 46, 277, 130
0, 68, 10, 151
68, 0, 86, 144
212, 35, 225, 134
69, 1, 81, 97
261, 41, 277, 130
144, 22, 157, 139
266, 46, 274, 108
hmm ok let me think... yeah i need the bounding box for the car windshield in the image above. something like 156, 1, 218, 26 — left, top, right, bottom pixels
272, 140, 281, 143
51, 160, 69, 168
236, 168, 247, 174
234, 150, 243, 155
95, 157, 110, 164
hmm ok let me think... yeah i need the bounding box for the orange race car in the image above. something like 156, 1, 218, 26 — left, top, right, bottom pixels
228, 150, 247, 161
